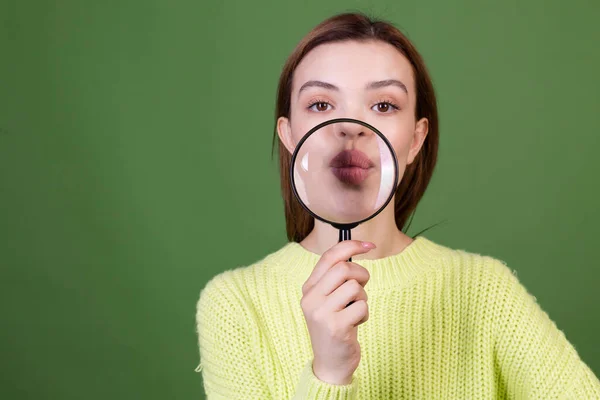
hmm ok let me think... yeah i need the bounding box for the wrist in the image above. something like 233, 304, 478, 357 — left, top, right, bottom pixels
312, 361, 354, 385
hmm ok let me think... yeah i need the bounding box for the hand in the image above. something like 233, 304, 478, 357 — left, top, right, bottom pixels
300, 240, 374, 385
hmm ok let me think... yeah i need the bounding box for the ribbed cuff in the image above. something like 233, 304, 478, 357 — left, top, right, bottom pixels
292, 358, 359, 400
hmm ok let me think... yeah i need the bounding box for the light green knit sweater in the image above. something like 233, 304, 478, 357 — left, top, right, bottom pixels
194, 236, 600, 399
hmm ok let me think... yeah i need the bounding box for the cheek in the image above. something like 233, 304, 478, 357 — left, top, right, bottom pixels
381, 125, 414, 164
290, 117, 314, 148
388, 135, 414, 185
391, 136, 413, 160
290, 123, 305, 148
289, 101, 312, 140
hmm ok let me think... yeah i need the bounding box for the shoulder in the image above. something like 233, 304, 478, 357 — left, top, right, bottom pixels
196, 244, 288, 314
429, 240, 542, 324
420, 238, 528, 314
422, 237, 516, 281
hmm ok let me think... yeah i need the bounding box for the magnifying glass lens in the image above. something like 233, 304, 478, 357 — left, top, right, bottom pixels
292, 120, 396, 226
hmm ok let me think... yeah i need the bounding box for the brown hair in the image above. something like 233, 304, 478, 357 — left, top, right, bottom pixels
272, 12, 440, 242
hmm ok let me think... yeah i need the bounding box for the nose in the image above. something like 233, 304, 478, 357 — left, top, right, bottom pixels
335, 121, 373, 138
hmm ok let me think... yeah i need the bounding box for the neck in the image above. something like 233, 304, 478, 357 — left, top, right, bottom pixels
299, 199, 414, 260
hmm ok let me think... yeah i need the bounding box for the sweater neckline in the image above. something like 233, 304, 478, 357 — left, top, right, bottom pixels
269, 236, 449, 290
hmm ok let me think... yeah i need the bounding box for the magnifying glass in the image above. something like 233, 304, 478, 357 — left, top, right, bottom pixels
290, 118, 399, 262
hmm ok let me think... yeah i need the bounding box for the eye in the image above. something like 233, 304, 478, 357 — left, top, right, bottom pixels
308, 101, 332, 112
372, 101, 399, 113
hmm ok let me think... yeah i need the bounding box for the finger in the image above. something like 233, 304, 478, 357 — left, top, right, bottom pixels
304, 240, 375, 291
324, 279, 368, 312
314, 262, 370, 297
339, 299, 369, 327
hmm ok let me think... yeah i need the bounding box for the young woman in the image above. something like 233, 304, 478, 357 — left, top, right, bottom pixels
195, 12, 600, 399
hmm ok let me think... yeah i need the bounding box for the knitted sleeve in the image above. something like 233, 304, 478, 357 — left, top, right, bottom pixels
195, 272, 360, 400
292, 358, 359, 399
489, 259, 600, 399
195, 273, 271, 399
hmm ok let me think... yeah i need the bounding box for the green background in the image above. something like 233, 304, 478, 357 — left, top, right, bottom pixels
1, 0, 598, 398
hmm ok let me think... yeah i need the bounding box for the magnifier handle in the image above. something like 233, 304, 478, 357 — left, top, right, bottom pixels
338, 228, 352, 262
338, 228, 356, 307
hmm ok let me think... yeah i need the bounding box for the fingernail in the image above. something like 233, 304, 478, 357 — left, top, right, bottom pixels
361, 241, 376, 249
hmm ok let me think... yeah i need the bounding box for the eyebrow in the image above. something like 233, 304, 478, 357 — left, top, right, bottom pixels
298, 79, 408, 95
367, 79, 408, 93
298, 80, 338, 94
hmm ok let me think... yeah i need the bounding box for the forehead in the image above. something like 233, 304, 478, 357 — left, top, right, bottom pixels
292, 40, 415, 93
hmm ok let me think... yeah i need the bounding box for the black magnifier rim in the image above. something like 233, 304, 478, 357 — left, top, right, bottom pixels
289, 117, 400, 230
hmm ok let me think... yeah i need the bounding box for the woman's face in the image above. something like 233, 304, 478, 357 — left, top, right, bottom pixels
277, 39, 428, 222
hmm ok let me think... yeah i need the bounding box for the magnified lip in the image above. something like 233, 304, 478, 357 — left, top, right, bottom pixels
329, 149, 374, 185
